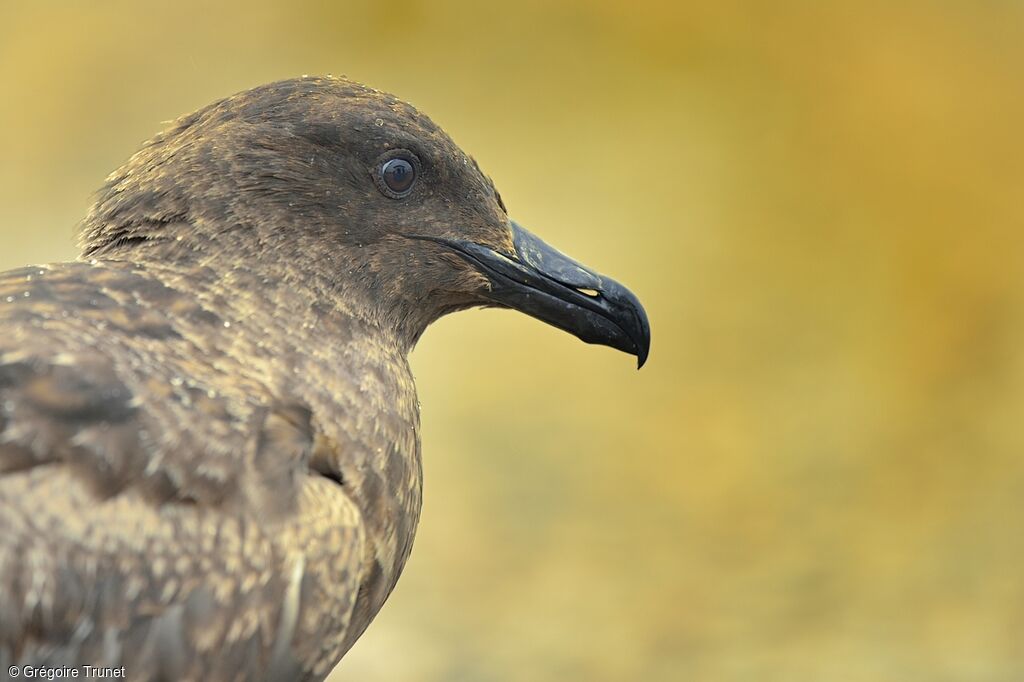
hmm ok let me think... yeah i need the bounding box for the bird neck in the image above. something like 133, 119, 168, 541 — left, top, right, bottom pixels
81, 229, 438, 357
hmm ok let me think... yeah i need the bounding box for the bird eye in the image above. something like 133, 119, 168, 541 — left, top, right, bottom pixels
377, 155, 417, 198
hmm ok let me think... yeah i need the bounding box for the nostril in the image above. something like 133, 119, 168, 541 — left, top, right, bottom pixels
576, 288, 600, 298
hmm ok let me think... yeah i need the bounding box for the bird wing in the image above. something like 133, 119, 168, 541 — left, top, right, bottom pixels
0, 263, 366, 681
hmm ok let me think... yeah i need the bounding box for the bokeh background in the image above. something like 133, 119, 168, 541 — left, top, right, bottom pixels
2, 1, 1023, 680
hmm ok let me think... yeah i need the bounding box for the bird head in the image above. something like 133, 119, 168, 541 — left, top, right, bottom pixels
80, 76, 650, 367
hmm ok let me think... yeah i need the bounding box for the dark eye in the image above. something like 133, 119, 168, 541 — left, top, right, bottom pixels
378, 157, 416, 198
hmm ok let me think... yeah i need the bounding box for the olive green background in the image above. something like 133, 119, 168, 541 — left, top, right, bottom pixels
2, 2, 1022, 680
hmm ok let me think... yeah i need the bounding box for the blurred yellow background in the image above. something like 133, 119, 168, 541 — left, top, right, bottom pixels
2, 1, 1023, 680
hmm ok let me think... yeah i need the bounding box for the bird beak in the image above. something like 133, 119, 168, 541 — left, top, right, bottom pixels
421, 221, 650, 368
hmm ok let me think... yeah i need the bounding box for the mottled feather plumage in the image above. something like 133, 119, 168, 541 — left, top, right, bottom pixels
0, 260, 404, 680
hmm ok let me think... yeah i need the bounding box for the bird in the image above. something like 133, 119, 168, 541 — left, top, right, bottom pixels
0, 76, 650, 680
